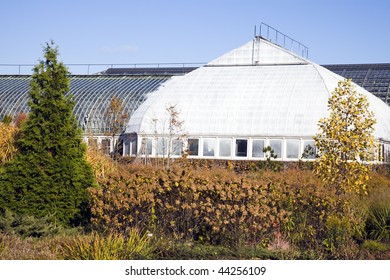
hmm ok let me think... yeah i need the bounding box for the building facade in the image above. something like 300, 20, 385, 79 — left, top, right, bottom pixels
123, 37, 390, 162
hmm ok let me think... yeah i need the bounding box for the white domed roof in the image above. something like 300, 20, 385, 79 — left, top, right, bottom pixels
126, 38, 390, 141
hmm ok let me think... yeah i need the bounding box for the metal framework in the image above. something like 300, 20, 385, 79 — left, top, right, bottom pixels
324, 63, 390, 105
0, 74, 172, 134
256, 22, 309, 59
1, 63, 389, 137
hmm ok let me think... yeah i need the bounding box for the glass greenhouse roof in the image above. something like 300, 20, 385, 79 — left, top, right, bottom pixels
324, 64, 390, 106
0, 74, 174, 134
1, 44, 390, 141
126, 38, 390, 142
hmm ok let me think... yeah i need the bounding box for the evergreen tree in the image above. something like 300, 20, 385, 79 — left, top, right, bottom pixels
0, 42, 95, 226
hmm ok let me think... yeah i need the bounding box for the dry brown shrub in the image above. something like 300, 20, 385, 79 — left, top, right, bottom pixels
89, 164, 293, 247
0, 123, 19, 164
0, 233, 59, 260
86, 143, 117, 178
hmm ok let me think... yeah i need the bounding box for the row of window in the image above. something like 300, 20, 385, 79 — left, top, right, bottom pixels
187, 138, 316, 159
125, 136, 317, 160
124, 136, 390, 163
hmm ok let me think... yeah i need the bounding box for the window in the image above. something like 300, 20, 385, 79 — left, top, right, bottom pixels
269, 139, 282, 159
124, 142, 130, 155
203, 138, 216, 157
101, 139, 111, 154
130, 139, 137, 156
157, 138, 167, 156
252, 139, 264, 158
139, 138, 152, 155
235, 139, 247, 157
379, 143, 390, 162
187, 138, 199, 156
172, 139, 183, 156
146, 138, 153, 155
286, 139, 300, 159
302, 140, 316, 159
219, 138, 231, 157
384, 144, 390, 163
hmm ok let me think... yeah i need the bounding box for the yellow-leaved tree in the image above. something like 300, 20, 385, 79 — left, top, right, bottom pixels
313, 79, 377, 196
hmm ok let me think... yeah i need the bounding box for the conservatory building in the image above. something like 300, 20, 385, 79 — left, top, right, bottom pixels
123, 36, 390, 162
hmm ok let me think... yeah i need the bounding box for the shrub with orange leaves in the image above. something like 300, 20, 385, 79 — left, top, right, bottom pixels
89, 164, 298, 247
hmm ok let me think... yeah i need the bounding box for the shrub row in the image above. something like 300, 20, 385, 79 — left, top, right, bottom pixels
89, 164, 355, 252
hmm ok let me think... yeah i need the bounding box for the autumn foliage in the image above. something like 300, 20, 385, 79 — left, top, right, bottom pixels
0, 113, 27, 164
314, 79, 377, 196
88, 163, 350, 249
0, 122, 19, 164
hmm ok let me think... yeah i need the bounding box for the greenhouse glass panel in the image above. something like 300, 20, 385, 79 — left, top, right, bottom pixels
269, 139, 282, 159
286, 139, 300, 159
124, 142, 130, 155
172, 139, 183, 156
302, 140, 316, 159
384, 144, 390, 162
235, 139, 247, 157
219, 138, 231, 157
157, 138, 167, 156
203, 138, 216, 157
147, 138, 153, 155
188, 138, 199, 156
252, 139, 264, 158
130, 139, 137, 156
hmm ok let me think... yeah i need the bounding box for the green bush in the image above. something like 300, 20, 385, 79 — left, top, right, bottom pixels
365, 205, 390, 243
0, 209, 63, 238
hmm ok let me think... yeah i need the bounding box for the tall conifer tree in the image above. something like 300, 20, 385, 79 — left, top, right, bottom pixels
0, 42, 95, 226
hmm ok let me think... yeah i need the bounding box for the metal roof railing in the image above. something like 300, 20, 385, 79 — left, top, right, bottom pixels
256, 22, 309, 59
0, 62, 205, 75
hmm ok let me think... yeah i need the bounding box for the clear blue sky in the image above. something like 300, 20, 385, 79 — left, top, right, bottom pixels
1, 0, 389, 73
